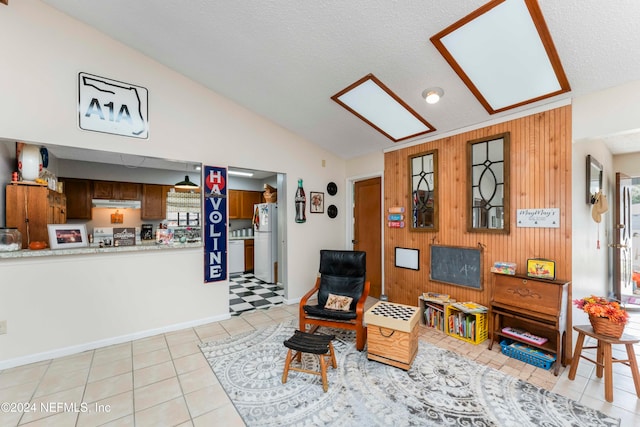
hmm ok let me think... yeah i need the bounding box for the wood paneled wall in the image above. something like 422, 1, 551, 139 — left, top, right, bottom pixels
384, 105, 572, 307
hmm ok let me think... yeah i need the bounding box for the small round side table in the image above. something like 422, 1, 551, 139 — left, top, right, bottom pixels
567, 325, 640, 402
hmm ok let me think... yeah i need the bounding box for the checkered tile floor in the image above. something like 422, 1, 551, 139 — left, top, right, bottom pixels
229, 273, 285, 315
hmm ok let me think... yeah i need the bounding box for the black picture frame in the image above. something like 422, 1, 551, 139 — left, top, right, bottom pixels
586, 155, 603, 204
310, 192, 324, 213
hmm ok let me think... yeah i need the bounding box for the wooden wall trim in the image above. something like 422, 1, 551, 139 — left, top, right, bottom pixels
384, 105, 572, 308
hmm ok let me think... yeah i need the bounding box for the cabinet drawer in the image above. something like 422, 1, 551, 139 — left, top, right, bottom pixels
493, 275, 562, 317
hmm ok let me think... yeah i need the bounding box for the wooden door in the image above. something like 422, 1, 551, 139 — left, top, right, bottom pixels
612, 172, 633, 300
354, 177, 382, 298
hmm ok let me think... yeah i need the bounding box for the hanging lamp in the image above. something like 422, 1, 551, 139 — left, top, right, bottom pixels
174, 175, 199, 189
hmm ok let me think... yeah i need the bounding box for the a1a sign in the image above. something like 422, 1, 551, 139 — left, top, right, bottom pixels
78, 72, 149, 139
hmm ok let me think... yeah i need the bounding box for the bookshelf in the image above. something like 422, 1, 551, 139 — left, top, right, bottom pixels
445, 304, 488, 345
418, 295, 449, 333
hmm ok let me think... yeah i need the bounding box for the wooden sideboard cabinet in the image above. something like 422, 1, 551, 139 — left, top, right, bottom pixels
488, 273, 570, 375
6, 183, 67, 248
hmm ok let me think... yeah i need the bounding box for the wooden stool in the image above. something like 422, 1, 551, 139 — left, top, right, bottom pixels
567, 325, 640, 402
282, 330, 337, 392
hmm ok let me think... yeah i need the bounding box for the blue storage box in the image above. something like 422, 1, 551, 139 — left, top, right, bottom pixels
500, 339, 556, 370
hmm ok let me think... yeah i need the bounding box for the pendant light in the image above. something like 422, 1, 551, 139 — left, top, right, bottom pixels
174, 175, 199, 189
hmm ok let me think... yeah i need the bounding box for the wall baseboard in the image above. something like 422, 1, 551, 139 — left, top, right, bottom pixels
0, 313, 231, 370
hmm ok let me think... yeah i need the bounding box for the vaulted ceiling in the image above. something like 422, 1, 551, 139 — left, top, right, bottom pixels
40, 0, 640, 159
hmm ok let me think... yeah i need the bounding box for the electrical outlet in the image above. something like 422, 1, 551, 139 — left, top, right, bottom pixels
0, 320, 6, 335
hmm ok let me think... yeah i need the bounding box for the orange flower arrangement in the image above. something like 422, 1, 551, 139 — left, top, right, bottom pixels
573, 295, 629, 325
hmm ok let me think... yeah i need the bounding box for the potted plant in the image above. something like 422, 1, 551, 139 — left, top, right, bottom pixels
573, 295, 629, 338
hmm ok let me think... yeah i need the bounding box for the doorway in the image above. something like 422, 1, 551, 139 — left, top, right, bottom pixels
353, 176, 382, 298
227, 168, 287, 315
615, 175, 640, 306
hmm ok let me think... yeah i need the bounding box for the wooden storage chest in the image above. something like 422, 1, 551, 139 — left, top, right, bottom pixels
365, 301, 420, 370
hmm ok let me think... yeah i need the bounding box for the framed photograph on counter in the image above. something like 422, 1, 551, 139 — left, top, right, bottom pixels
47, 224, 89, 249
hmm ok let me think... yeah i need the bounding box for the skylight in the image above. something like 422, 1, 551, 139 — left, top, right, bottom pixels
331, 74, 435, 142
430, 0, 570, 114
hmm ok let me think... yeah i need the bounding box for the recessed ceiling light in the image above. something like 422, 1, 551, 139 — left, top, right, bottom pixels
422, 87, 444, 104
332, 74, 436, 142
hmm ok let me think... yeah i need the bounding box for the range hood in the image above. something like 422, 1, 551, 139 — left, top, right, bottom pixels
91, 199, 142, 209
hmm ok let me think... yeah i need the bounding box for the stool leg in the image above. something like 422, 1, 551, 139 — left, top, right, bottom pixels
568, 332, 585, 380
319, 354, 328, 392
596, 341, 604, 378
329, 342, 337, 369
282, 349, 293, 384
603, 343, 613, 402
625, 343, 640, 398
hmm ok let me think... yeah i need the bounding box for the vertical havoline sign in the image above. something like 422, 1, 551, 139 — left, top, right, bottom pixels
204, 166, 228, 283
78, 72, 149, 139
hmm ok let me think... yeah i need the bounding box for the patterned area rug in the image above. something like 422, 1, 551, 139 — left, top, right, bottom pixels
199, 321, 620, 427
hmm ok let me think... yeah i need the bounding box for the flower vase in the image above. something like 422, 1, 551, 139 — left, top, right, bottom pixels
589, 315, 625, 338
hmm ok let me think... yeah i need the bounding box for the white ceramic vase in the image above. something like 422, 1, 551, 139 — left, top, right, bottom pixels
19, 144, 42, 181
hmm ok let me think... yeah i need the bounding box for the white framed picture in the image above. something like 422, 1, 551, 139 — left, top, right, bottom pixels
47, 224, 89, 249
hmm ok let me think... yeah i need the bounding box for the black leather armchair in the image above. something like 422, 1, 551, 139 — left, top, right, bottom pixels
299, 250, 370, 351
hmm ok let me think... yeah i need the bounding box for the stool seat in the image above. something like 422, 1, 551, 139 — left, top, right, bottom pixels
282, 330, 337, 392
284, 330, 335, 354
568, 325, 640, 402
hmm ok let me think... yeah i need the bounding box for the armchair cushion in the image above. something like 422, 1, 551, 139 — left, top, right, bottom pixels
315, 250, 366, 310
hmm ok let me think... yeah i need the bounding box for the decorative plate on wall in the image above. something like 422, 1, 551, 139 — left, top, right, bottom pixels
327, 204, 338, 218
327, 182, 337, 196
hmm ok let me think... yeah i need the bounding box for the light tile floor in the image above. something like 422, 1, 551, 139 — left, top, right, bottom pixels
1, 300, 638, 427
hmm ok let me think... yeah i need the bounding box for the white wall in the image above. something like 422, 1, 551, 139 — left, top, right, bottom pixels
572, 80, 640, 324
0, 0, 347, 367
614, 152, 640, 177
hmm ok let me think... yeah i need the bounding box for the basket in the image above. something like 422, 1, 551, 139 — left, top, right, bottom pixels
500, 339, 556, 370
589, 315, 625, 338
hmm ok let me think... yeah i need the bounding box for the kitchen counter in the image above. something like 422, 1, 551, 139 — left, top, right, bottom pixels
0, 241, 203, 259
229, 236, 254, 240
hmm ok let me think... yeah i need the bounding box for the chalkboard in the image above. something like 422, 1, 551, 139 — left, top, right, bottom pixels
430, 245, 482, 290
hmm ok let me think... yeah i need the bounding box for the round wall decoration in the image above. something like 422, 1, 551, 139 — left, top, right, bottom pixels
327, 182, 337, 196
327, 204, 338, 218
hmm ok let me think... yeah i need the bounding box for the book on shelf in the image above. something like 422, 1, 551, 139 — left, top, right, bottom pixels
422, 292, 451, 303
451, 301, 488, 314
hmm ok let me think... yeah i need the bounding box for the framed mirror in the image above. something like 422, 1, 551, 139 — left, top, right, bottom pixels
467, 132, 510, 233
586, 155, 603, 204
409, 149, 438, 231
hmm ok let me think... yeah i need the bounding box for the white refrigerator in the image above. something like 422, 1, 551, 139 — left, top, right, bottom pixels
253, 203, 278, 283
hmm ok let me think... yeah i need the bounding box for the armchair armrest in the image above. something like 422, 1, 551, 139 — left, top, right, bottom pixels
300, 277, 321, 307
354, 280, 371, 319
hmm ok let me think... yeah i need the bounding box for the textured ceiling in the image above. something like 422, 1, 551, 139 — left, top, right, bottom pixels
39, 0, 640, 158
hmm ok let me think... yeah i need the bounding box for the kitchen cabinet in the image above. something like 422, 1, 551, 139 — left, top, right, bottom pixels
6, 184, 67, 248
244, 238, 254, 272
141, 184, 172, 219
229, 190, 264, 219
93, 180, 141, 200
60, 178, 92, 219
487, 273, 570, 375
242, 191, 263, 219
